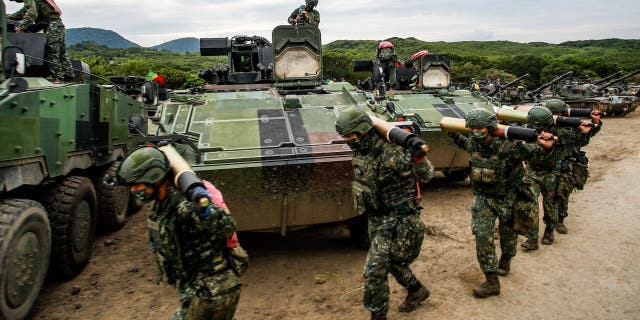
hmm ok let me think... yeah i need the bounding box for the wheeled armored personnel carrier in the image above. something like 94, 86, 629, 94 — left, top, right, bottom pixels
150, 25, 495, 247
0, 2, 152, 318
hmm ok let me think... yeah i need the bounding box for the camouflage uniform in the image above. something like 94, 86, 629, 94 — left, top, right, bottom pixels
287, 5, 320, 26
449, 134, 540, 273
351, 133, 434, 316
8, 0, 74, 80
524, 126, 567, 242
556, 122, 602, 225
375, 48, 397, 89
148, 185, 240, 320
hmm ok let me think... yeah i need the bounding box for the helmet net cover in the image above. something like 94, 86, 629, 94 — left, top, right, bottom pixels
527, 106, 554, 129
465, 108, 498, 129
335, 107, 373, 136
545, 99, 568, 114
117, 147, 170, 185
306, 0, 318, 6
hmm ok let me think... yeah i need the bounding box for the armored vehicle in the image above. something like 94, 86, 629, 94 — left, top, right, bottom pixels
0, 2, 149, 318
150, 25, 495, 247
554, 70, 640, 116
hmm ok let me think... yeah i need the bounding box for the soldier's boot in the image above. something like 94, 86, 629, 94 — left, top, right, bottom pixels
497, 255, 511, 276
371, 313, 387, 320
473, 272, 500, 298
521, 238, 539, 251
541, 227, 555, 245
398, 281, 430, 313
556, 217, 568, 234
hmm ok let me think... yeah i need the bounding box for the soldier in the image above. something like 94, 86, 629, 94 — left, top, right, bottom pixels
8, 0, 74, 82
375, 41, 397, 90
288, 0, 320, 27
116, 146, 243, 320
521, 106, 568, 250
448, 108, 554, 298
405, 50, 428, 88
544, 99, 602, 234
335, 107, 434, 320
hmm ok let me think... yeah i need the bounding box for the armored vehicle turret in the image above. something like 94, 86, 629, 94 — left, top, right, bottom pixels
150, 25, 496, 249
555, 70, 640, 116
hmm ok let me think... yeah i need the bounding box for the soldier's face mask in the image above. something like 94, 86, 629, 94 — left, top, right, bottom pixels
131, 183, 156, 203
470, 128, 489, 143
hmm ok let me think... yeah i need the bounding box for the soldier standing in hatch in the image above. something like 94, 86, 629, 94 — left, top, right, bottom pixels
335, 107, 434, 320
288, 0, 320, 27
375, 41, 398, 90
448, 108, 555, 298
116, 146, 244, 320
543, 99, 602, 235
8, 0, 75, 82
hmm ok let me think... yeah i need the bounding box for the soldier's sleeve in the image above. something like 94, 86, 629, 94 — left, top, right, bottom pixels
7, 6, 25, 21
413, 155, 435, 184
178, 201, 237, 239
18, 0, 38, 30
448, 132, 470, 151
288, 9, 298, 24
312, 10, 320, 25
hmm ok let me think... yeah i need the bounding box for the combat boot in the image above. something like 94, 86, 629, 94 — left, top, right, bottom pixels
497, 255, 511, 276
521, 238, 539, 251
473, 272, 500, 298
556, 218, 568, 234
371, 313, 387, 320
541, 226, 554, 245
398, 281, 430, 312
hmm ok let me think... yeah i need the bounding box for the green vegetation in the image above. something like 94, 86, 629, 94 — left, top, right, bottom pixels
68, 38, 640, 89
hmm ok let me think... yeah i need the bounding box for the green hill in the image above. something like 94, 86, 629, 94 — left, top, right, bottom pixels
151, 37, 199, 52
66, 27, 141, 48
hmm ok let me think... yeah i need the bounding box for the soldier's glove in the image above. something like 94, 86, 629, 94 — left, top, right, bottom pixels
407, 137, 428, 163
189, 186, 213, 218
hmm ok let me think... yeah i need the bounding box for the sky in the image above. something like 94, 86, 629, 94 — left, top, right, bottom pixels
6, 0, 640, 47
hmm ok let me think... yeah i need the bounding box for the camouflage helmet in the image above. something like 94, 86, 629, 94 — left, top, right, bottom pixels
306, 0, 318, 6
465, 108, 498, 129
335, 107, 373, 136
527, 106, 554, 129
544, 99, 568, 114
116, 147, 170, 185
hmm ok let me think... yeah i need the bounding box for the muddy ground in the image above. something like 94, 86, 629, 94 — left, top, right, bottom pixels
33, 111, 640, 320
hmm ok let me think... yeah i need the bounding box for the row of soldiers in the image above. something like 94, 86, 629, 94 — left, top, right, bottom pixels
334, 99, 601, 319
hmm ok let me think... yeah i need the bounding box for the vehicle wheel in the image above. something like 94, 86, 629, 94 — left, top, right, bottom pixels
44, 176, 97, 278
0, 199, 51, 320
94, 161, 129, 231
444, 169, 469, 181
347, 214, 370, 250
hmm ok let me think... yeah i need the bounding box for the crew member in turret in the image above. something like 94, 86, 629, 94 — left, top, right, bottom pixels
8, 0, 75, 82
288, 0, 320, 27
336, 107, 434, 320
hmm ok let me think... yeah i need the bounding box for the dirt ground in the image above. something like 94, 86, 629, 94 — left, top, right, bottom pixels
32, 111, 640, 320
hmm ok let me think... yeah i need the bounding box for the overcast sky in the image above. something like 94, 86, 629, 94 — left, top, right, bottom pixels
6, 0, 640, 47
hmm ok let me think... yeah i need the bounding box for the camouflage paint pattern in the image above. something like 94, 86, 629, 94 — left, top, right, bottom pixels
148, 185, 240, 320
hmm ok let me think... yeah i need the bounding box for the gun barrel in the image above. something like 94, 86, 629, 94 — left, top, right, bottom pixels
592, 71, 623, 86
500, 73, 530, 89
596, 69, 640, 91
527, 70, 573, 97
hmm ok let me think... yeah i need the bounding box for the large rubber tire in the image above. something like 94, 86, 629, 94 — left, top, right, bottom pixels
0, 199, 51, 320
94, 161, 129, 231
347, 214, 370, 250
44, 176, 97, 278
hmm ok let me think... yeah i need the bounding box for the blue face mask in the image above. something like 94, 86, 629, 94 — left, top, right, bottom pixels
132, 188, 155, 203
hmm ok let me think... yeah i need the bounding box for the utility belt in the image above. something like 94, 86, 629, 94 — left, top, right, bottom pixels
187, 254, 228, 274
530, 163, 557, 172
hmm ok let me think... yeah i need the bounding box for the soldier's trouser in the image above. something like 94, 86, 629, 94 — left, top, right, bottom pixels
46, 19, 75, 80
383, 64, 397, 88
526, 170, 559, 239
364, 214, 425, 316
557, 170, 574, 220
174, 269, 241, 320
471, 194, 518, 273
